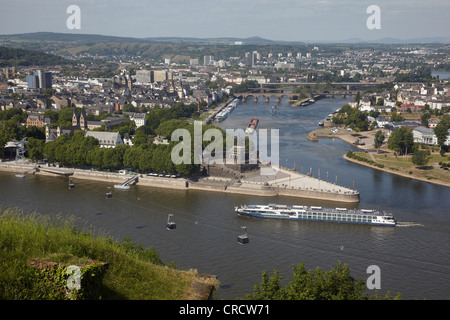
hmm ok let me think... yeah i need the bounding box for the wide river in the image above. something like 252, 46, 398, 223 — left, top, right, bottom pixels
1, 97, 449, 300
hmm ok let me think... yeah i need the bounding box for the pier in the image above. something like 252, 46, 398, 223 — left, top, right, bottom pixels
114, 175, 139, 189
15, 167, 38, 178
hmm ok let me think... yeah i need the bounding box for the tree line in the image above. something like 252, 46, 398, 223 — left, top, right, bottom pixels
0, 46, 71, 67
24, 119, 230, 176
245, 261, 400, 300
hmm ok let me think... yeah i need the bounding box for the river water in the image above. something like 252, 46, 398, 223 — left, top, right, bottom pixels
1, 97, 449, 300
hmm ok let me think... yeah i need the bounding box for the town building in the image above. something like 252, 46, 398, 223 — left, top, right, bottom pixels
26, 114, 51, 128
132, 113, 146, 128
85, 131, 123, 148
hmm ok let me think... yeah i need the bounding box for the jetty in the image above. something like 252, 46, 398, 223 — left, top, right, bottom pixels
114, 175, 139, 190
15, 166, 38, 178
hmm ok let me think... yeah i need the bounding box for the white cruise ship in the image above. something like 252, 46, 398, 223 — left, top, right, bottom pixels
235, 204, 397, 226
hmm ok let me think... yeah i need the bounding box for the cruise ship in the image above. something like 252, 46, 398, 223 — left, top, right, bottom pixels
235, 204, 397, 226
230, 98, 240, 108
215, 109, 229, 122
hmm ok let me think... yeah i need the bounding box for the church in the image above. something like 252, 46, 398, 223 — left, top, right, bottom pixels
45, 107, 88, 142
45, 108, 123, 148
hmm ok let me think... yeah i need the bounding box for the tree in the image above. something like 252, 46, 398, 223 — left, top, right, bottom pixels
25, 137, 44, 161
156, 119, 189, 138
421, 113, 431, 128
390, 112, 403, 122
245, 262, 398, 300
354, 91, 361, 103
434, 116, 450, 153
374, 130, 385, 151
387, 127, 414, 155
411, 149, 429, 167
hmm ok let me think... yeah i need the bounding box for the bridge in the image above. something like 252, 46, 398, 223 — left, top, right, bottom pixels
238, 91, 301, 103
237, 88, 356, 103
260, 82, 382, 90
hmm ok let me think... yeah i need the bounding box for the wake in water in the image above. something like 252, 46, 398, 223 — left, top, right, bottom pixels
396, 222, 425, 227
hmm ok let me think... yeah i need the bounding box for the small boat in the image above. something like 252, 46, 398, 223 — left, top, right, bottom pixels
106, 187, 112, 198
237, 226, 249, 244
245, 118, 259, 135
68, 178, 75, 189
166, 214, 176, 230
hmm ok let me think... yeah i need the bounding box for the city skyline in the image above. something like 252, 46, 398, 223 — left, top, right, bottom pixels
1, 0, 449, 43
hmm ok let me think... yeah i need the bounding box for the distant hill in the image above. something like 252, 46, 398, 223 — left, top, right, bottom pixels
0, 32, 309, 63
0, 32, 448, 64
0, 32, 291, 45
1, 32, 449, 46
0, 45, 72, 67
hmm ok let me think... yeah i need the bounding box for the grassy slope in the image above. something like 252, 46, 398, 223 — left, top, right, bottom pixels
0, 207, 210, 300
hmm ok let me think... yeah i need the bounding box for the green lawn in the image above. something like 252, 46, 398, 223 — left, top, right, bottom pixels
353, 151, 450, 184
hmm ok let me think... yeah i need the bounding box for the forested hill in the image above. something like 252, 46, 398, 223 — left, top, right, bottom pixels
0, 46, 72, 67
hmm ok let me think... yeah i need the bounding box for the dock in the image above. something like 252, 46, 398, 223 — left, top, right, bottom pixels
114, 175, 139, 189
15, 166, 38, 178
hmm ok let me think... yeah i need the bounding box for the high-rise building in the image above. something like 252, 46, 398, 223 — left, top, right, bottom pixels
43, 72, 52, 89
244, 51, 258, 66
203, 55, 214, 66
153, 70, 168, 82
27, 74, 39, 89
28, 70, 52, 89
136, 70, 153, 84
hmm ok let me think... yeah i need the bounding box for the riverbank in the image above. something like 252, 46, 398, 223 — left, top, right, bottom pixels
307, 128, 450, 187
343, 152, 450, 188
0, 160, 360, 203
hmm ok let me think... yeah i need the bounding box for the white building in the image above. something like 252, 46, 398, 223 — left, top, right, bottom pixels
85, 131, 123, 148
412, 127, 437, 146
132, 113, 146, 128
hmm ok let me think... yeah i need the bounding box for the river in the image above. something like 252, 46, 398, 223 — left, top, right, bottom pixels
1, 97, 449, 300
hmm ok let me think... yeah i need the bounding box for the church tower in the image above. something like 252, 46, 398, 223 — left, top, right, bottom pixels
79, 107, 87, 130
72, 107, 79, 127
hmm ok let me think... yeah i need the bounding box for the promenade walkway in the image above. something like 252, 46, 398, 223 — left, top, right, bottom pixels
243, 164, 358, 196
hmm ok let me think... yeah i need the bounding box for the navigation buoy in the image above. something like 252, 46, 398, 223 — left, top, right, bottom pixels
237, 226, 249, 244
166, 214, 176, 230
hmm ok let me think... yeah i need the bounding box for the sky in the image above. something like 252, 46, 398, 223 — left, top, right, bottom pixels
0, 0, 449, 42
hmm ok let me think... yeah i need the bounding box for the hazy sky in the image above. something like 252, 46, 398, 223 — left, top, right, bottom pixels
1, 0, 449, 41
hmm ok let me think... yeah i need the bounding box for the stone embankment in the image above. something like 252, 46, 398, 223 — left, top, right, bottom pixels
0, 161, 359, 203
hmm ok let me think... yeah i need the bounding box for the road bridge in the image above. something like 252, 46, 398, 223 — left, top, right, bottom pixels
260, 82, 382, 90
237, 88, 355, 103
